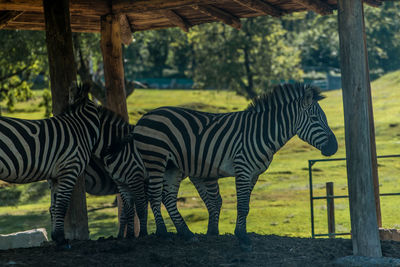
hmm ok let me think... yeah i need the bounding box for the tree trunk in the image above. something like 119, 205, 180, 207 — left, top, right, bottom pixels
100, 13, 140, 237
43, 0, 89, 241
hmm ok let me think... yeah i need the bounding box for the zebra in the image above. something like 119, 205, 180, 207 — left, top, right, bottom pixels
130, 83, 338, 250
84, 157, 119, 196
89, 106, 148, 238
0, 84, 100, 246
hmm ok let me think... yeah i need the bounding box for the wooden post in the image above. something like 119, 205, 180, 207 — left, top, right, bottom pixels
100, 13, 140, 237
43, 0, 89, 240
337, 0, 382, 257
326, 182, 335, 238
361, 6, 382, 228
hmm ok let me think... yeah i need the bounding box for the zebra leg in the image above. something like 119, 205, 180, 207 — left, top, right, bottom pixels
51, 175, 78, 246
162, 170, 195, 240
190, 177, 222, 236
148, 173, 169, 238
48, 179, 57, 229
129, 179, 148, 237
234, 173, 259, 251
117, 185, 135, 239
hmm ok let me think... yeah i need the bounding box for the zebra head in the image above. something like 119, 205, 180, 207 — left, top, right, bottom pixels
296, 86, 338, 156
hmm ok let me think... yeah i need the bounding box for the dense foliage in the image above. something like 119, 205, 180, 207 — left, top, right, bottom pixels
0, 2, 399, 108
0, 30, 47, 113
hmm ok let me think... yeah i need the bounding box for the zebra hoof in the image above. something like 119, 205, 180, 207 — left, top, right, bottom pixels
156, 230, 172, 239
206, 229, 219, 236
55, 240, 71, 250
178, 229, 195, 241
139, 230, 148, 238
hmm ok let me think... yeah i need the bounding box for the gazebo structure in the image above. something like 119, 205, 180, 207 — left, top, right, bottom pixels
0, 0, 389, 257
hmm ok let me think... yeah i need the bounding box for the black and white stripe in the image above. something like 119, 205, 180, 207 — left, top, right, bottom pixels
90, 107, 147, 238
132, 83, 338, 249
0, 84, 100, 245
84, 157, 118, 196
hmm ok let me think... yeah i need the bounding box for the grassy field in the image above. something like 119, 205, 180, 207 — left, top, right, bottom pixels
1, 72, 400, 240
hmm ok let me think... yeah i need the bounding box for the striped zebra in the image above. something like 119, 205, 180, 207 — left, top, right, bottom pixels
89, 106, 148, 238
0, 84, 100, 246
131, 83, 338, 250
85, 157, 119, 196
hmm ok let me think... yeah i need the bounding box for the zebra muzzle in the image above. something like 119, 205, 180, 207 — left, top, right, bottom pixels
321, 134, 338, 156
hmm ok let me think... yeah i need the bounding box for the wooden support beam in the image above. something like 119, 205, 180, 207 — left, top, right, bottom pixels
159, 9, 190, 32
193, 5, 241, 30
101, 14, 140, 237
361, 3, 382, 229
337, 0, 381, 257
0, 11, 24, 29
292, 0, 333, 15
43, 0, 89, 241
101, 13, 128, 120
119, 14, 133, 46
232, 0, 282, 17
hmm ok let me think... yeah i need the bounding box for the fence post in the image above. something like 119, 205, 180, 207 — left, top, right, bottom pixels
326, 182, 335, 238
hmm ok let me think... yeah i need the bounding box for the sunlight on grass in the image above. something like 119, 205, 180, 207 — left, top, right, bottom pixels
2, 73, 400, 240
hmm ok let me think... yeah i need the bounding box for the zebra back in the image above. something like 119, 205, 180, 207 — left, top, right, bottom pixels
0, 84, 100, 184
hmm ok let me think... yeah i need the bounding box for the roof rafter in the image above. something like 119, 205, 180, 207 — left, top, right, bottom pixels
363, 0, 383, 7
291, 0, 334, 15
232, 0, 282, 17
192, 5, 241, 30
0, 0, 109, 15
0, 11, 24, 29
113, 0, 219, 14
159, 9, 191, 32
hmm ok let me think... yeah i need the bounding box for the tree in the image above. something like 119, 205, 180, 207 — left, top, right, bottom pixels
188, 17, 302, 98
364, 2, 400, 78
0, 30, 47, 113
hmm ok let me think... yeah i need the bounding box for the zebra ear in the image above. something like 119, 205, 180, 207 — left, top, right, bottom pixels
301, 88, 314, 108
315, 94, 326, 101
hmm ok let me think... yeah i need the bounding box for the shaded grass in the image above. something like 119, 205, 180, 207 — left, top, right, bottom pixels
2, 73, 400, 240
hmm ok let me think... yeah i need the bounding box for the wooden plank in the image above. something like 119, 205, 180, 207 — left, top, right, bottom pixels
291, 0, 333, 15
0, 11, 24, 29
43, 0, 89, 241
232, 0, 282, 17
337, 0, 381, 257
159, 9, 191, 32
193, 5, 241, 30
0, 0, 109, 15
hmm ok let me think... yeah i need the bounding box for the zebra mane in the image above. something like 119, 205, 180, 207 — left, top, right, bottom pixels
62, 83, 91, 114
104, 131, 135, 157
97, 105, 128, 124
245, 83, 325, 112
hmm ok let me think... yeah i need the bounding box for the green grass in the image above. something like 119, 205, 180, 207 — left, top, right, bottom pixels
1, 72, 400, 240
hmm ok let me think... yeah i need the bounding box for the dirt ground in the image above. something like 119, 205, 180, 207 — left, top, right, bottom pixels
1, 233, 400, 267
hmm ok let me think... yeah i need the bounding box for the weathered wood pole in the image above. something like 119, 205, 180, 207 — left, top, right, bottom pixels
326, 182, 335, 238
361, 5, 382, 228
43, 0, 89, 240
100, 13, 139, 236
337, 0, 382, 257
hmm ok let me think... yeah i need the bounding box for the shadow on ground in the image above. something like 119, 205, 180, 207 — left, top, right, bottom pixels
1, 233, 400, 266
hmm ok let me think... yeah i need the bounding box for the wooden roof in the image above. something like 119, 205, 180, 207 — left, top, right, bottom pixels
0, 0, 387, 34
